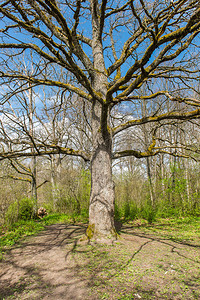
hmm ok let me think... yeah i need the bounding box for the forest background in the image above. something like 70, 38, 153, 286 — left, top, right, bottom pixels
0, 0, 200, 233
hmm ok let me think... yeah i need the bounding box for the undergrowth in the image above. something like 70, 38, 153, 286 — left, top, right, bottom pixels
139, 216, 200, 244
1, 212, 199, 262
0, 212, 88, 260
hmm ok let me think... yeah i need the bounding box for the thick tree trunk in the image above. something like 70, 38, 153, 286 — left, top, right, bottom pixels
87, 2, 116, 242
87, 101, 116, 242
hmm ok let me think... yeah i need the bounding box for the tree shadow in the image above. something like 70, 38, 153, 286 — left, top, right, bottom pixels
0, 224, 89, 300
0, 280, 27, 299
1, 223, 199, 299
120, 224, 200, 264
12, 223, 87, 255
64, 223, 200, 298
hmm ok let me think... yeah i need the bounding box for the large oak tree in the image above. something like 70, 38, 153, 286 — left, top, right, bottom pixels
1, 0, 200, 241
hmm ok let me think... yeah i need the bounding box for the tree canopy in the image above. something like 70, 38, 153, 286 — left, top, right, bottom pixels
1, 0, 200, 240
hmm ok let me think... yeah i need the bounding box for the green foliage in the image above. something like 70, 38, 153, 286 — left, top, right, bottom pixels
39, 212, 88, 226
114, 204, 121, 221
142, 216, 200, 244
140, 202, 157, 224
40, 213, 73, 225
42, 201, 55, 214
0, 220, 45, 250
50, 168, 91, 217
72, 208, 89, 223
0, 175, 29, 225
114, 162, 200, 225
1, 157, 200, 230
115, 200, 156, 224
18, 197, 34, 220
5, 201, 19, 225
122, 202, 138, 221
79, 169, 91, 208
123, 202, 131, 220
5, 197, 35, 226
0, 212, 89, 259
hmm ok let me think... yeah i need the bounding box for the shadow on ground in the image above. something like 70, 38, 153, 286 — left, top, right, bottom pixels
0, 224, 89, 300
0, 223, 200, 299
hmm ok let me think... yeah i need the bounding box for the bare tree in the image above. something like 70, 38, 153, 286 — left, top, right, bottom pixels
1, 0, 200, 241
37, 87, 91, 207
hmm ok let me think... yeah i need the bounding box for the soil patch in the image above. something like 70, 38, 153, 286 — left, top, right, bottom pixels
0, 223, 199, 299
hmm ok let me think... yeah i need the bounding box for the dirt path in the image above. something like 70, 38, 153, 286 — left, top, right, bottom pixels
0, 224, 200, 299
0, 224, 89, 300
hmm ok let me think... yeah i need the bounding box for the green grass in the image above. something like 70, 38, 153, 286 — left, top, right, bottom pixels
0, 215, 199, 298
0, 219, 44, 260
135, 216, 200, 244
0, 213, 87, 259
69, 217, 200, 299
0, 220, 44, 246
0, 215, 199, 261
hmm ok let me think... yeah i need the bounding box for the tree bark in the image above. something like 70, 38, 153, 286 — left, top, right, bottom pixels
50, 154, 61, 209
141, 100, 155, 207
146, 156, 155, 207
28, 81, 37, 213
88, 100, 116, 242
87, 1, 116, 242
31, 156, 37, 201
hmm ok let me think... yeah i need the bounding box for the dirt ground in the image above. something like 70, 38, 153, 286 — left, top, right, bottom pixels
0, 223, 199, 299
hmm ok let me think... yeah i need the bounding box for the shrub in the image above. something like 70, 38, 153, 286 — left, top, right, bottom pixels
5, 201, 19, 225
114, 204, 121, 221
18, 198, 34, 220
123, 202, 131, 220
140, 202, 157, 224
5, 197, 34, 225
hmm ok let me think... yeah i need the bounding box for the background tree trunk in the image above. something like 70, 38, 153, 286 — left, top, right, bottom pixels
28, 82, 37, 213
50, 154, 61, 209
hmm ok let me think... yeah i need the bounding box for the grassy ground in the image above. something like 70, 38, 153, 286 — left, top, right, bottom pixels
0, 214, 77, 259
0, 215, 199, 258
125, 217, 200, 245
0, 215, 199, 299
71, 236, 200, 299
71, 217, 200, 299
